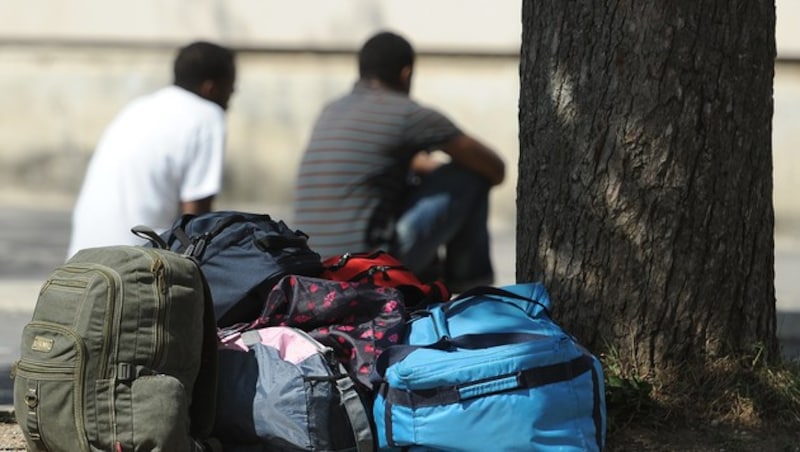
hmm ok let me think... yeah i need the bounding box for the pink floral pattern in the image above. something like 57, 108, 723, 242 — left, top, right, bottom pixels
251, 275, 407, 390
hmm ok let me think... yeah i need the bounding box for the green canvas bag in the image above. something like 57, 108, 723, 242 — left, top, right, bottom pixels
12, 245, 218, 451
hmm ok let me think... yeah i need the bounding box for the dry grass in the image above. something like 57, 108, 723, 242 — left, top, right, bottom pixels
603, 346, 800, 451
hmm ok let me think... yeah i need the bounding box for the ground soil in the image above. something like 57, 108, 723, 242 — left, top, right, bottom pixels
607, 425, 800, 451
0, 412, 25, 451
0, 414, 797, 451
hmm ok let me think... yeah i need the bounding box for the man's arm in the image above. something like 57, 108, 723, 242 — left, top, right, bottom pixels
440, 134, 505, 186
181, 196, 214, 215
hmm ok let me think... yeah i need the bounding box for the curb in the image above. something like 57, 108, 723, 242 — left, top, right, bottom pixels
778, 311, 800, 340
0, 406, 13, 421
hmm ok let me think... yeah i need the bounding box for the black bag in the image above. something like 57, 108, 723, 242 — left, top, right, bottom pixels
135, 211, 323, 327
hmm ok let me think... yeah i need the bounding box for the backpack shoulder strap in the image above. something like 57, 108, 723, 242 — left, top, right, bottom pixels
333, 362, 374, 452
189, 267, 218, 440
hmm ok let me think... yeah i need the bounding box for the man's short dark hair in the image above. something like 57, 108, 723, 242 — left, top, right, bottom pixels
358, 32, 415, 86
173, 41, 236, 91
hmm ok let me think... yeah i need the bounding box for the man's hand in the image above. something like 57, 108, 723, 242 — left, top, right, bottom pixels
410, 152, 446, 175
181, 196, 214, 215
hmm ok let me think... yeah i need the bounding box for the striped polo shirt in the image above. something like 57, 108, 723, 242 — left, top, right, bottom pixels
293, 81, 462, 259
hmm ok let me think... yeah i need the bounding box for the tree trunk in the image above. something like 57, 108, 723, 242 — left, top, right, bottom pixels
517, 0, 777, 376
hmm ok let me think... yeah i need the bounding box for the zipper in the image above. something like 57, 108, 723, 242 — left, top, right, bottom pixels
351, 265, 407, 282
129, 247, 170, 369
150, 254, 168, 368
43, 278, 89, 290
14, 361, 75, 378
40, 265, 118, 378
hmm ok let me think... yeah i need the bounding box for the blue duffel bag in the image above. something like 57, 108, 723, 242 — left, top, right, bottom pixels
371, 283, 606, 452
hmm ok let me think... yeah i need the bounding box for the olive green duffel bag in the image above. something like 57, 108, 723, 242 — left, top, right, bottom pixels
12, 245, 218, 452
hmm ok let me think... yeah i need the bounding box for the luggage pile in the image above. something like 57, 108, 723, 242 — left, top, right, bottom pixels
12, 210, 607, 451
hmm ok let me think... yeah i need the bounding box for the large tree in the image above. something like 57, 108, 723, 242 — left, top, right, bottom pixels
517, 1, 777, 377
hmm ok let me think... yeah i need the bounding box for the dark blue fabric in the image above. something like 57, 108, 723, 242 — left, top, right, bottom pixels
154, 211, 323, 326
392, 163, 493, 288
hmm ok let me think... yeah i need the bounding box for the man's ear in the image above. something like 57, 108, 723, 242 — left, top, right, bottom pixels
199, 80, 215, 98
399, 65, 413, 93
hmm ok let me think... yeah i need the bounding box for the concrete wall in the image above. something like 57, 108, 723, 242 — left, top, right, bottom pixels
1, 0, 798, 234
0, 0, 521, 52
0, 45, 520, 224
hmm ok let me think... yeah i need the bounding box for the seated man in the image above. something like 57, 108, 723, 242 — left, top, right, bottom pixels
293, 31, 505, 292
67, 41, 237, 259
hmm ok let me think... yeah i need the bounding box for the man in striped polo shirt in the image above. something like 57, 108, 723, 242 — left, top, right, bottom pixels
293, 31, 505, 292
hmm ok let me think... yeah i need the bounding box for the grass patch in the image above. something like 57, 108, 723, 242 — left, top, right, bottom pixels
602, 344, 800, 435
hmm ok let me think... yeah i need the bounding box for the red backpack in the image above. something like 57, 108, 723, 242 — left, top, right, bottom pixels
321, 250, 451, 308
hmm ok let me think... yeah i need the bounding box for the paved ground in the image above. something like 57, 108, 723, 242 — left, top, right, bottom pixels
0, 196, 798, 406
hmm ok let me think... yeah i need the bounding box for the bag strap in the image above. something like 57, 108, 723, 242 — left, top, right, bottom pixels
372, 332, 547, 379
325, 250, 388, 271
380, 353, 594, 408
130, 225, 168, 249
188, 267, 219, 440
334, 362, 375, 452
254, 234, 309, 251
447, 286, 552, 318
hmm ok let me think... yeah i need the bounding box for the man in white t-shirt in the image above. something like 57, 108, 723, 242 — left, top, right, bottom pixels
67, 41, 236, 259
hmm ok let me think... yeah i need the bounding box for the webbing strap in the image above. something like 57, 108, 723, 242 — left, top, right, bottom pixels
334, 364, 374, 452
384, 354, 593, 408
590, 363, 604, 449
115, 362, 156, 381
447, 286, 552, 318
24, 382, 46, 450
173, 227, 194, 253
373, 332, 548, 378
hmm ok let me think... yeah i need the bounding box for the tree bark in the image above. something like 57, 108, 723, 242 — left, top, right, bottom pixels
517, 0, 777, 375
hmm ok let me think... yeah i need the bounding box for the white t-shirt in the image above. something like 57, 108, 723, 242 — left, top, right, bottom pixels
67, 86, 226, 258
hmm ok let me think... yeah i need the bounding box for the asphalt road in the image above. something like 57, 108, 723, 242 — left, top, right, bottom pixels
0, 204, 797, 405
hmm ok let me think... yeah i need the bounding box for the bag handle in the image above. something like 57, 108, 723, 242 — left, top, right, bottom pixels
254, 235, 309, 251
130, 225, 168, 249
129, 222, 204, 254
325, 250, 388, 271
179, 214, 250, 258
446, 286, 552, 318
372, 332, 547, 380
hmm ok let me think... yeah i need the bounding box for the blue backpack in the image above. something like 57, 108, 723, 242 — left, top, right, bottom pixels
371, 283, 606, 451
